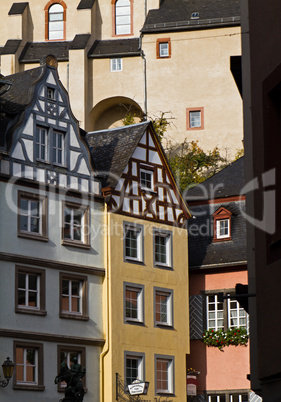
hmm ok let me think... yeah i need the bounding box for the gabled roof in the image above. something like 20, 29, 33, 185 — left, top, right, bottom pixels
88, 38, 141, 58
142, 0, 240, 33
86, 122, 150, 188
186, 156, 245, 202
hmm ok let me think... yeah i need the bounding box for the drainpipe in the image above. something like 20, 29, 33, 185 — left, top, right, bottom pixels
100, 202, 110, 402
67, 63, 69, 92
140, 34, 148, 119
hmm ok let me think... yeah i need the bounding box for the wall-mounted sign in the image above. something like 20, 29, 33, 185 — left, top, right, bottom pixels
187, 375, 198, 396
128, 380, 149, 396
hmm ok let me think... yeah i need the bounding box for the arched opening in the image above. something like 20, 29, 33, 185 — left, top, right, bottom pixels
87, 97, 144, 132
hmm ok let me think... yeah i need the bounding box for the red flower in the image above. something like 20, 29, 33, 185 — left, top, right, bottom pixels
216, 340, 218, 343
211, 330, 214, 332
234, 333, 237, 336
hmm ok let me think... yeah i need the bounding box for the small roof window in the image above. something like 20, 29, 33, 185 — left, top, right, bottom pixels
191, 12, 199, 19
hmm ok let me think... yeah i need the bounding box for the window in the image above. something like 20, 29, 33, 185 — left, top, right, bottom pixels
207, 392, 249, 402
186, 107, 204, 130
15, 266, 46, 316
206, 292, 249, 332
13, 341, 44, 391
125, 352, 145, 387
47, 3, 65, 40
154, 287, 173, 328
114, 0, 132, 36
53, 131, 64, 165
111, 58, 122, 72
124, 283, 144, 324
35, 126, 66, 166
213, 207, 232, 241
154, 229, 172, 268
62, 202, 90, 248
140, 168, 154, 191
155, 355, 174, 394
57, 345, 86, 391
18, 191, 48, 241
124, 222, 144, 263
47, 87, 55, 100
60, 273, 88, 320
156, 38, 171, 59
36, 126, 48, 161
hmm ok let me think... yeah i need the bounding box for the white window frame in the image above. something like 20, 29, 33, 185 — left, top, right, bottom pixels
53, 130, 64, 166
159, 42, 169, 58
140, 168, 153, 191
61, 279, 82, 315
154, 288, 173, 327
216, 218, 230, 239
228, 298, 249, 332
111, 58, 123, 72
35, 126, 48, 162
16, 347, 38, 385
155, 355, 174, 394
124, 283, 144, 324
63, 203, 89, 246
124, 223, 144, 263
115, 0, 131, 35
49, 3, 64, 40
18, 273, 40, 310
189, 110, 202, 128
154, 230, 172, 268
19, 197, 42, 235
125, 352, 145, 387
206, 294, 224, 331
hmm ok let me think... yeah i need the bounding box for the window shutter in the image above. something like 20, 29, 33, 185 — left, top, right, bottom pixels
250, 392, 263, 402
190, 295, 204, 339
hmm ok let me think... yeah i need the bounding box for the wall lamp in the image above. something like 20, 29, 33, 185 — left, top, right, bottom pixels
0, 357, 14, 387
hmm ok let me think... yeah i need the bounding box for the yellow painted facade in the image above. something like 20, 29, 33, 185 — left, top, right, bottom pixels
102, 212, 189, 401
0, 0, 243, 157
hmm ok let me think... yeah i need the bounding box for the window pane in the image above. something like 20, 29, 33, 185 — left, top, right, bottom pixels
190, 111, 201, 127
156, 359, 168, 391
126, 357, 139, 385
126, 289, 138, 319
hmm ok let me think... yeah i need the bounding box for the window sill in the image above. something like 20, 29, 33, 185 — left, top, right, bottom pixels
60, 313, 89, 321
18, 233, 49, 242
125, 319, 144, 326
15, 308, 47, 316
13, 384, 45, 391
213, 237, 232, 243
62, 240, 91, 250
124, 258, 144, 265
155, 323, 173, 329
154, 263, 173, 270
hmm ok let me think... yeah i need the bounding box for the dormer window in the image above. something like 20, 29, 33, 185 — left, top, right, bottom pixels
213, 207, 232, 241
191, 12, 199, 19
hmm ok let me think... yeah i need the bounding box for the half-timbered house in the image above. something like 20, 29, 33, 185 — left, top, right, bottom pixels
0, 57, 105, 401
86, 122, 191, 401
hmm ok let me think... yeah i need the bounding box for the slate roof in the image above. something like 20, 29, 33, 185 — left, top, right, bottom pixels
19, 42, 70, 63
8, 2, 28, 15
88, 38, 141, 58
186, 157, 246, 269
69, 34, 91, 50
186, 156, 245, 202
1, 40, 22, 55
77, 0, 95, 9
142, 0, 240, 33
86, 122, 150, 188
0, 66, 45, 151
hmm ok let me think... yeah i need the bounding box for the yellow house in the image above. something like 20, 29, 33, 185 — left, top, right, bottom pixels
0, 0, 243, 157
86, 121, 190, 401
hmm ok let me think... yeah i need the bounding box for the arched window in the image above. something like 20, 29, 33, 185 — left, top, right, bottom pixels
45, 1, 66, 41
49, 4, 64, 40
114, 0, 132, 36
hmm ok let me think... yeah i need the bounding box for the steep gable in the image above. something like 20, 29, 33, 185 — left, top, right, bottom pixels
87, 122, 190, 227
0, 61, 99, 195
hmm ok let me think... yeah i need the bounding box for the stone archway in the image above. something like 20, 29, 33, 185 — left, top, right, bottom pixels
87, 96, 144, 132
